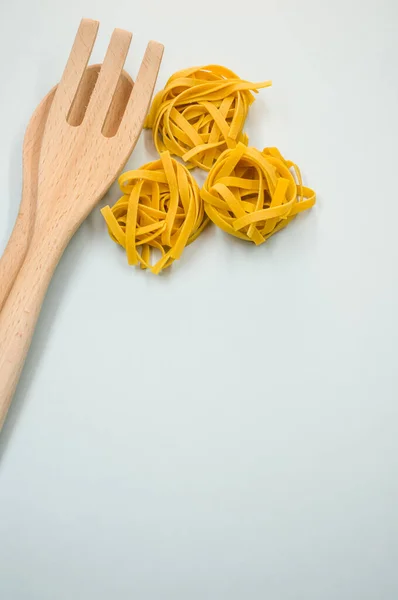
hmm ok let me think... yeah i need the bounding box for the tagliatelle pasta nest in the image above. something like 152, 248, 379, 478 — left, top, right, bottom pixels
145, 65, 271, 171
200, 143, 316, 244
101, 152, 209, 274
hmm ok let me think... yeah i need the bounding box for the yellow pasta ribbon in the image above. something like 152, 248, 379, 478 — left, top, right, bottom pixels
101, 152, 209, 274
145, 65, 271, 171
201, 143, 316, 245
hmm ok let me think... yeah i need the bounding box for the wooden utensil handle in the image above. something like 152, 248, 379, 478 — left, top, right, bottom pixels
0, 231, 63, 429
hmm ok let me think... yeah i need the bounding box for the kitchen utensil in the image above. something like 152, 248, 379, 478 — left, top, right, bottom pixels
0, 19, 163, 427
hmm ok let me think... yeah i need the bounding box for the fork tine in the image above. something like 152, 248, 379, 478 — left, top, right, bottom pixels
119, 41, 164, 141
52, 19, 99, 118
87, 28, 132, 128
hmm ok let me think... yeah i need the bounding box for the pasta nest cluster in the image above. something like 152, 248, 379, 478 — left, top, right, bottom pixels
102, 64, 316, 273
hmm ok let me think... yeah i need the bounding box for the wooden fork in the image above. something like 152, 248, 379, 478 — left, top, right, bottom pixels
0, 19, 163, 428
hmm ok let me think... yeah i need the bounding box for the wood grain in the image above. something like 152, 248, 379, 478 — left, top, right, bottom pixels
0, 65, 133, 313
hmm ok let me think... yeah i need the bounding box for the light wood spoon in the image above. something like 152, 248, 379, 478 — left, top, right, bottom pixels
0, 64, 133, 312
0, 19, 163, 428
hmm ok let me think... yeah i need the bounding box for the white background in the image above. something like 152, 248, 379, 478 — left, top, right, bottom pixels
1, 0, 398, 598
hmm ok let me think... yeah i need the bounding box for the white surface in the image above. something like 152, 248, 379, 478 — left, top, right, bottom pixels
1, 0, 398, 598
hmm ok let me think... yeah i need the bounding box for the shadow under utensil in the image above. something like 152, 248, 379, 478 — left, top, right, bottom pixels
0, 224, 87, 463
2, 133, 24, 251
143, 127, 155, 155
86, 177, 121, 236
